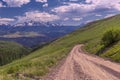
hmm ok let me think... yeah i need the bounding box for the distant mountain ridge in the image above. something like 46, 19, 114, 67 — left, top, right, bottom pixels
0, 20, 62, 27
0, 22, 80, 47
13, 21, 62, 27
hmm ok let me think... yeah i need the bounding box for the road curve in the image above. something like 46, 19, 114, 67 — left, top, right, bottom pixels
44, 45, 120, 80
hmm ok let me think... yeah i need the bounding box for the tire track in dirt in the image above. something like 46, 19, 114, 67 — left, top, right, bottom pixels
44, 45, 120, 80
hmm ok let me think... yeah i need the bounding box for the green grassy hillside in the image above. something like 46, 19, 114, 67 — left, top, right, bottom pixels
0, 14, 120, 80
0, 41, 31, 66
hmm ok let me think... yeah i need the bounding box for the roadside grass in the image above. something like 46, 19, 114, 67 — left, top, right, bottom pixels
100, 41, 120, 62
0, 15, 120, 79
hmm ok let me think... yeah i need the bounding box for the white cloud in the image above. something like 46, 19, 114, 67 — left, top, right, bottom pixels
52, 3, 95, 13
0, 18, 15, 25
16, 11, 60, 23
36, 0, 48, 7
0, 18, 14, 21
43, 3, 48, 7
52, 0, 120, 14
95, 14, 102, 17
64, 17, 69, 21
36, 0, 47, 3
85, 0, 120, 11
51, 0, 120, 26
0, 2, 3, 7
72, 17, 82, 21
0, 2, 5, 7
85, 20, 94, 24
3, 0, 30, 7
69, 0, 79, 1
104, 14, 115, 18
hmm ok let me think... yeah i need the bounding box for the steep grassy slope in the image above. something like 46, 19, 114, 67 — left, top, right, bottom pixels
0, 15, 120, 79
0, 41, 31, 66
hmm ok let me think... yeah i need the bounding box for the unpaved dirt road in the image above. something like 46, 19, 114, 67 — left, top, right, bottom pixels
44, 45, 120, 80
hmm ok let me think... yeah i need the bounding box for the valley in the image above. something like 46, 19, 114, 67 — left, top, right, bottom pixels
0, 24, 80, 47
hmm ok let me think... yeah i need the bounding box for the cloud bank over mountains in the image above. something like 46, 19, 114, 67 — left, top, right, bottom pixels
16, 11, 60, 23
0, 0, 120, 26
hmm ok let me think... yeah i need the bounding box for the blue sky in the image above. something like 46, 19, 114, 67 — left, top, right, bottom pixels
0, 0, 120, 26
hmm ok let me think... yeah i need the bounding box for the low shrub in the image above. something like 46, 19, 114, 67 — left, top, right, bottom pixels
101, 29, 120, 47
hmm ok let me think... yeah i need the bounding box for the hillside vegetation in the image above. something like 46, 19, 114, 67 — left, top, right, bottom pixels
101, 29, 120, 47
0, 14, 120, 79
0, 41, 31, 66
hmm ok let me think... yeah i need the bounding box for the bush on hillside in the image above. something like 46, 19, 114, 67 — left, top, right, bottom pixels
101, 29, 120, 47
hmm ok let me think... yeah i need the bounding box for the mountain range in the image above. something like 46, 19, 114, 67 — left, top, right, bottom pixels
0, 22, 80, 47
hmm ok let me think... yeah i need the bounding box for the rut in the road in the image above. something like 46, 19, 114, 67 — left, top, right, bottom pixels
44, 45, 120, 80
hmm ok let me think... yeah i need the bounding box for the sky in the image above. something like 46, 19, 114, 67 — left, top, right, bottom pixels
0, 0, 120, 26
